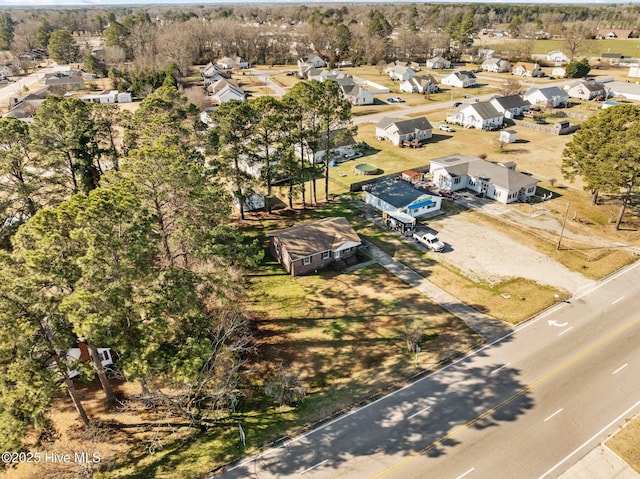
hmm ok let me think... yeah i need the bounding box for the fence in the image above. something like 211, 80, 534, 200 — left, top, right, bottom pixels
512, 119, 580, 135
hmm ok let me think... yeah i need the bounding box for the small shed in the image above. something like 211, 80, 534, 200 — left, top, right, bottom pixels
499, 130, 517, 144
402, 169, 423, 183
553, 121, 570, 133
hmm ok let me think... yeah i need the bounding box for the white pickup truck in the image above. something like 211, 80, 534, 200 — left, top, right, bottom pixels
413, 232, 445, 252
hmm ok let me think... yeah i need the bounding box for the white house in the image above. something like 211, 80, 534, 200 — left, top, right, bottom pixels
489, 95, 531, 118
387, 65, 416, 82
81, 90, 132, 104
429, 154, 539, 204
499, 130, 517, 144
336, 78, 374, 105
523, 86, 569, 108
300, 128, 358, 164
364, 177, 442, 220
567, 80, 608, 100
629, 66, 640, 78
447, 102, 504, 130
376, 117, 433, 146
426, 56, 451, 69
200, 62, 231, 86
399, 75, 439, 94
208, 79, 246, 103
546, 51, 570, 64
441, 71, 477, 88
482, 58, 511, 73
552, 67, 566, 78
65, 344, 114, 379
512, 62, 542, 77
216, 56, 249, 69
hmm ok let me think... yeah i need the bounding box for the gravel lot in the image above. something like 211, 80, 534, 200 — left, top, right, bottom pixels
431, 213, 594, 294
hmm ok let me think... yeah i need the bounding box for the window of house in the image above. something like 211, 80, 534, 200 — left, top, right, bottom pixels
303, 256, 312, 265
453, 176, 461, 185
321, 250, 330, 260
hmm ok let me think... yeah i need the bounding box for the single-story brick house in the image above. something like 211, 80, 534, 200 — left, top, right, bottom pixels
267, 217, 361, 276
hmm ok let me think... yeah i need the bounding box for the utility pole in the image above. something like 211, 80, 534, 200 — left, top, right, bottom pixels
557, 202, 570, 250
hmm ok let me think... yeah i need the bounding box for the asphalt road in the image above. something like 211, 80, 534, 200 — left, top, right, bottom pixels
217, 261, 640, 479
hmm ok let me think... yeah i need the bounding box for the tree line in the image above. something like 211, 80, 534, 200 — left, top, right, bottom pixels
0, 78, 352, 452
2, 3, 640, 77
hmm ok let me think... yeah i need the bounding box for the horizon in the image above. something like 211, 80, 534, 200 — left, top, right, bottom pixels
2, 0, 639, 7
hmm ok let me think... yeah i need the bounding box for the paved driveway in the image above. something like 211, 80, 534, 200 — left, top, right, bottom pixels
431, 214, 594, 294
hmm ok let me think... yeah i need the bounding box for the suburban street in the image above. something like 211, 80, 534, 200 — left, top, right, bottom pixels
218, 261, 640, 479
0, 63, 55, 108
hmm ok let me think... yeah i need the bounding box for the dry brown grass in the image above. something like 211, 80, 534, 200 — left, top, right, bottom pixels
607, 413, 640, 473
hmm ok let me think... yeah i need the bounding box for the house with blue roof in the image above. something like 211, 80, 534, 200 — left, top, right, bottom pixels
363, 176, 443, 225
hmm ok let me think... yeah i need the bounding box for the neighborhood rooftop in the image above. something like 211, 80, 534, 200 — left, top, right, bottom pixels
364, 177, 437, 209
433, 154, 539, 191
266, 217, 360, 261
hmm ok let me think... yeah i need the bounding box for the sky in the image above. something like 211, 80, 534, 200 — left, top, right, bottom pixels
1, 0, 638, 6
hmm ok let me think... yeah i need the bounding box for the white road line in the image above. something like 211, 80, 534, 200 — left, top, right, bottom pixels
612, 296, 625, 305
544, 408, 564, 422
300, 459, 328, 475
456, 467, 475, 479
490, 363, 510, 375
558, 326, 574, 336
612, 363, 628, 375
407, 406, 431, 420
538, 398, 640, 479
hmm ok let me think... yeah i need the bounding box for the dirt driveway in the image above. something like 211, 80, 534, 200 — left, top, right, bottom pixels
431, 212, 594, 294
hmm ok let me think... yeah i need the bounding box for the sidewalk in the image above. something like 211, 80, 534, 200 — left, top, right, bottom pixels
557, 444, 639, 479
358, 238, 512, 342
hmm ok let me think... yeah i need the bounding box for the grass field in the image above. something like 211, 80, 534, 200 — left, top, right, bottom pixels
608, 413, 640, 474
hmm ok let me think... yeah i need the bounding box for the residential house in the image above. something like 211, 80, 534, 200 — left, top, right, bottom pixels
567, 80, 608, 100
267, 217, 361, 276
523, 86, 569, 108
232, 188, 265, 212
399, 75, 439, 94
606, 81, 640, 101
300, 128, 358, 164
601, 53, 623, 65
552, 67, 566, 78
216, 56, 249, 70
364, 176, 443, 221
441, 71, 477, 88
429, 154, 539, 204
207, 78, 246, 103
546, 51, 570, 64
447, 101, 504, 130
512, 62, 542, 77
65, 343, 114, 379
307, 68, 348, 82
335, 78, 374, 105
375, 116, 433, 146
81, 90, 132, 104
43, 69, 84, 93
489, 95, 531, 118
477, 49, 495, 59
596, 29, 633, 39
482, 58, 511, 73
297, 54, 326, 76
387, 65, 416, 82
426, 56, 451, 69
3, 87, 52, 122
200, 62, 231, 86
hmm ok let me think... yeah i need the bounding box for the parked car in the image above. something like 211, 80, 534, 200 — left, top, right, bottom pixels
439, 124, 455, 132
453, 101, 463, 107
413, 232, 446, 252
387, 97, 397, 103
388, 97, 405, 103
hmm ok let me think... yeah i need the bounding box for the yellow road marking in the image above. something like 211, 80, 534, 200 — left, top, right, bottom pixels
371, 316, 640, 479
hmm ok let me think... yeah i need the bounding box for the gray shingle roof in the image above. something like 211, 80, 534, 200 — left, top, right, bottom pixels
491, 95, 531, 110
432, 155, 539, 191
466, 102, 502, 120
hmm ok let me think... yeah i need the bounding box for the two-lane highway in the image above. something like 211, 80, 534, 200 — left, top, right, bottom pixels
218, 261, 640, 479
